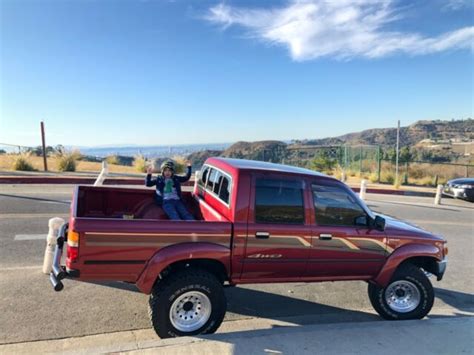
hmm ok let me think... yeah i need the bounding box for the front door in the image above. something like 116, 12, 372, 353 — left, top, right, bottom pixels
307, 181, 388, 278
241, 175, 312, 281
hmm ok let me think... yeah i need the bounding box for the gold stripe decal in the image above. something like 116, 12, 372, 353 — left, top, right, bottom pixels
85, 232, 229, 237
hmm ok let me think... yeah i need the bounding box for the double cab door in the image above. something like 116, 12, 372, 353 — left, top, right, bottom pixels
241, 174, 312, 280
241, 174, 388, 281
307, 180, 388, 278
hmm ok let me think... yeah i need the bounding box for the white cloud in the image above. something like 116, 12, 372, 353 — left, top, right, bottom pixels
443, 0, 472, 11
205, 0, 474, 61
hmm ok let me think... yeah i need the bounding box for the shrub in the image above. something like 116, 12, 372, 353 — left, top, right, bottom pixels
380, 170, 395, 184
393, 177, 401, 190
368, 172, 379, 183
56, 150, 81, 172
12, 154, 35, 171
134, 154, 147, 173
106, 155, 120, 165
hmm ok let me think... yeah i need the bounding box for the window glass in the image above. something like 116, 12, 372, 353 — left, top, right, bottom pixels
312, 184, 366, 226
199, 167, 209, 187
218, 176, 230, 203
213, 173, 223, 195
255, 178, 305, 224
207, 169, 217, 191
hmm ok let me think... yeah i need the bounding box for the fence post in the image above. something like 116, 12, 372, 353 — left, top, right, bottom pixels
404, 161, 409, 185
359, 179, 368, 200
94, 161, 109, 186
377, 146, 381, 183
434, 184, 443, 205
466, 165, 469, 178
359, 146, 363, 174
40, 121, 48, 171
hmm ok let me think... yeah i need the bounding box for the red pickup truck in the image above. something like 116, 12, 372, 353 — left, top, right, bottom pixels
50, 158, 447, 338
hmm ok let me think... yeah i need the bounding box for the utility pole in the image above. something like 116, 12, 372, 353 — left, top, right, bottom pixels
40, 121, 48, 171
395, 120, 400, 184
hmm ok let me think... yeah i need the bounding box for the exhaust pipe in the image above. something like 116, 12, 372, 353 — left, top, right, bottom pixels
50, 273, 64, 292
52, 263, 66, 281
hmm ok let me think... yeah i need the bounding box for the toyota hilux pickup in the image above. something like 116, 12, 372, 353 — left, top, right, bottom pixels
50, 157, 448, 338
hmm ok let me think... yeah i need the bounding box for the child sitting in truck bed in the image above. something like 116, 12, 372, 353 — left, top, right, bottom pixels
145, 160, 194, 220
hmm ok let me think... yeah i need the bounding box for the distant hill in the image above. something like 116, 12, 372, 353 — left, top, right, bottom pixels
221, 141, 287, 161
298, 119, 473, 147
186, 119, 473, 167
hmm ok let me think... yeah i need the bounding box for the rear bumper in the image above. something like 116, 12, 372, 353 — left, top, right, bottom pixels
436, 257, 447, 281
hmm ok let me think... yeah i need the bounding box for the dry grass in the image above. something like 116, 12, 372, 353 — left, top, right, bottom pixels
0, 154, 139, 174
12, 154, 35, 171
133, 154, 147, 173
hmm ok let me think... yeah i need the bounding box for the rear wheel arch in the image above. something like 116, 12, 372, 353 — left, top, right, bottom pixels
135, 242, 231, 294
158, 258, 229, 285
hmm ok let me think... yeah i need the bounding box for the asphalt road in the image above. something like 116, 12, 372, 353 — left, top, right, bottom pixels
0, 184, 473, 345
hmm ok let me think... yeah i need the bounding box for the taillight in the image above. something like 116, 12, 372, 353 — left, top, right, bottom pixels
67, 245, 79, 261
67, 230, 80, 264
443, 243, 448, 257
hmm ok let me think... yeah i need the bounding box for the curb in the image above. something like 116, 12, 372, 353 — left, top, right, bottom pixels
0, 177, 194, 186
0, 177, 435, 197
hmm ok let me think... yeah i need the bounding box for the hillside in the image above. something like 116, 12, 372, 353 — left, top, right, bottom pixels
298, 119, 473, 147
186, 119, 473, 167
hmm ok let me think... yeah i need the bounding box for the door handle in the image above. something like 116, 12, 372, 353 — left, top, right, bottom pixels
319, 234, 333, 240
255, 232, 270, 239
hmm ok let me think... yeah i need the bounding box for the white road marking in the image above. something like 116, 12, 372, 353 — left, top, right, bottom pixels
1, 265, 42, 271
14, 234, 47, 241
0, 213, 69, 219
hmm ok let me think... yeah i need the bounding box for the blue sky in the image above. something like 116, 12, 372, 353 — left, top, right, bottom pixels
1, 0, 472, 147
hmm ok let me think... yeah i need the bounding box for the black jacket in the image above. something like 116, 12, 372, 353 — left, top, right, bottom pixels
145, 166, 192, 205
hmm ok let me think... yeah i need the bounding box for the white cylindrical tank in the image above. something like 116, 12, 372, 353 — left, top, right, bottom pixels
42, 217, 66, 274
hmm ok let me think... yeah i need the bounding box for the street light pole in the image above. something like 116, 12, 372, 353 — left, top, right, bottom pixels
395, 120, 400, 184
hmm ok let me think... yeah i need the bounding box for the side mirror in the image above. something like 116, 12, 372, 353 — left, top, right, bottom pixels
373, 215, 386, 231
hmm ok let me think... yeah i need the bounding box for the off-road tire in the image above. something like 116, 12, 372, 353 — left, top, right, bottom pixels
148, 269, 227, 338
368, 263, 434, 320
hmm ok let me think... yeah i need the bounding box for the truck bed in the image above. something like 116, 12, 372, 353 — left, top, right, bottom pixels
68, 186, 232, 281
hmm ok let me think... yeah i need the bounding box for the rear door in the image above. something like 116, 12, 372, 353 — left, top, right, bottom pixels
241, 174, 312, 281
307, 181, 388, 278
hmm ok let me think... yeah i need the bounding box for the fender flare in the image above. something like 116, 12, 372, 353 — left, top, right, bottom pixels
136, 242, 231, 294
373, 243, 442, 287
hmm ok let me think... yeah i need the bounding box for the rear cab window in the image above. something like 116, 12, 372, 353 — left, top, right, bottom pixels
198, 164, 232, 206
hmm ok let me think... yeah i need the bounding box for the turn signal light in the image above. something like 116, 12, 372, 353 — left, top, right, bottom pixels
67, 231, 80, 247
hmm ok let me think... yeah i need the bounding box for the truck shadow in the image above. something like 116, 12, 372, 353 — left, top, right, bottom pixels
87, 282, 472, 325
434, 287, 474, 313
224, 286, 378, 324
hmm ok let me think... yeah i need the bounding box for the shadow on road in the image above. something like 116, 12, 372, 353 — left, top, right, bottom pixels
0, 193, 70, 205
435, 287, 474, 312
86, 281, 474, 324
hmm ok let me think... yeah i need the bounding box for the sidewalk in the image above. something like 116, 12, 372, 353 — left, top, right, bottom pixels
1, 316, 472, 354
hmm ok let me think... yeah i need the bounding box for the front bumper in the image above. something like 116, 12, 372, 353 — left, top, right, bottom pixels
50, 223, 69, 291
436, 257, 447, 281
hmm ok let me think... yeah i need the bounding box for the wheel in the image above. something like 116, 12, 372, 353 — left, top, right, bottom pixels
368, 263, 434, 320
148, 269, 227, 338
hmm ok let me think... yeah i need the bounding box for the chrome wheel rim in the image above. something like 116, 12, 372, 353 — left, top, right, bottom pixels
385, 280, 421, 313
169, 291, 212, 332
